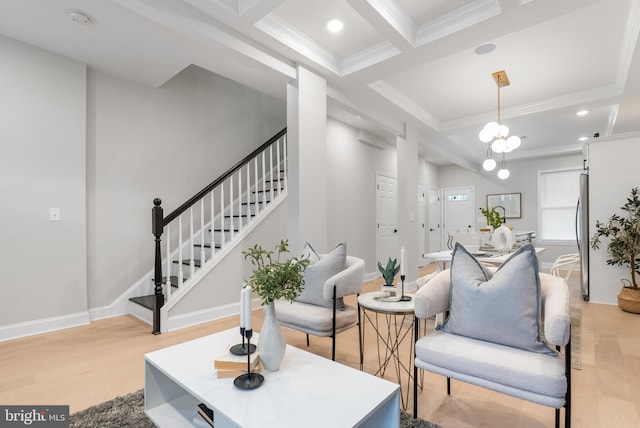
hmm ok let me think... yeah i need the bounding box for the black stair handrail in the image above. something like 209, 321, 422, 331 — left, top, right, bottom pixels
163, 127, 287, 226
150, 127, 287, 334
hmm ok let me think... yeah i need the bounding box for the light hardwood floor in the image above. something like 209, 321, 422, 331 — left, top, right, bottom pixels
1, 266, 640, 427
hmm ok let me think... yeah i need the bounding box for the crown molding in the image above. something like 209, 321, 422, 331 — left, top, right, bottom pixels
369, 80, 440, 129
254, 13, 341, 75
342, 41, 401, 76
415, 0, 501, 47
616, 0, 640, 86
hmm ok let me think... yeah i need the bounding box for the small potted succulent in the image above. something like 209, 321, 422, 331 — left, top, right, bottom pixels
590, 187, 640, 313
378, 258, 400, 296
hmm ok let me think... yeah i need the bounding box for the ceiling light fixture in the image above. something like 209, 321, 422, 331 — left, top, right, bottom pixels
579, 136, 588, 141
576, 110, 589, 116
68, 10, 91, 25
326, 19, 344, 33
475, 43, 497, 55
479, 70, 520, 179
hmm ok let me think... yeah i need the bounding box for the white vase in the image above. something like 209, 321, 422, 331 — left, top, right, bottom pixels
258, 302, 286, 371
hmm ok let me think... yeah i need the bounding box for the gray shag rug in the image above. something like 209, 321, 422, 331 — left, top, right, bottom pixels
70, 389, 441, 428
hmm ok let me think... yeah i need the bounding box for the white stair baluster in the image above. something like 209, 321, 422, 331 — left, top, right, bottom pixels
261, 151, 266, 207
190, 206, 195, 278
254, 157, 259, 214
178, 215, 184, 287
246, 164, 250, 223
238, 170, 242, 232
283, 134, 288, 191
220, 185, 225, 249
269, 144, 274, 202
166, 224, 171, 300
230, 176, 235, 241
276, 139, 281, 196
200, 199, 206, 264
210, 189, 216, 258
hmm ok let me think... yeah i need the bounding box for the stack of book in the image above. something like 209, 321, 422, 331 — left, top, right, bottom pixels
214, 348, 262, 378
194, 403, 214, 427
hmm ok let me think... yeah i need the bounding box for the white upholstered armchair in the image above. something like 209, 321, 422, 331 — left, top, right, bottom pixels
412, 244, 572, 427
275, 255, 365, 361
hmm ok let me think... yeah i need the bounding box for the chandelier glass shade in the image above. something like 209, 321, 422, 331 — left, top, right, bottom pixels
480, 70, 520, 179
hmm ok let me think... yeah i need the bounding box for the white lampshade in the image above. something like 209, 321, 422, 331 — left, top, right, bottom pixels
484, 122, 499, 137
507, 135, 521, 150
483, 158, 496, 171
498, 124, 509, 138
492, 138, 507, 153
498, 168, 510, 179
479, 128, 493, 143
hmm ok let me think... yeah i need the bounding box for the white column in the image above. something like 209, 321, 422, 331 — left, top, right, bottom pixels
286, 65, 328, 253
397, 124, 419, 283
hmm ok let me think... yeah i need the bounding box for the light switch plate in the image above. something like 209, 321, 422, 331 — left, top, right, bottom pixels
49, 208, 61, 221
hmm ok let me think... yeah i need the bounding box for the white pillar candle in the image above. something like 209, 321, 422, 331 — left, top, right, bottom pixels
400, 247, 406, 276
240, 287, 246, 329
244, 287, 252, 331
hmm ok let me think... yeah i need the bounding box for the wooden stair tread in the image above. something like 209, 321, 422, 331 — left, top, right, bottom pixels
129, 295, 155, 310
172, 259, 202, 268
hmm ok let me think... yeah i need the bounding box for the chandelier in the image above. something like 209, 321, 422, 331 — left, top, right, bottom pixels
479, 70, 521, 179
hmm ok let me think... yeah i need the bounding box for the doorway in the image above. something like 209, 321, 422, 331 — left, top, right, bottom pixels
376, 173, 398, 267
442, 187, 475, 249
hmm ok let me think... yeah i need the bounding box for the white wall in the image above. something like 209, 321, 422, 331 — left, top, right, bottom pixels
325, 118, 397, 275
439, 153, 584, 267
0, 36, 88, 330
588, 134, 640, 305
86, 65, 286, 308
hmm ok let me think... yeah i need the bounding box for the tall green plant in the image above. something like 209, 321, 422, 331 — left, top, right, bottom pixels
590, 187, 640, 289
242, 239, 310, 304
479, 206, 503, 229
378, 258, 400, 286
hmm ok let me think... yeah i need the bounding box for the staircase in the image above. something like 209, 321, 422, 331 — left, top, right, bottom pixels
129, 128, 287, 333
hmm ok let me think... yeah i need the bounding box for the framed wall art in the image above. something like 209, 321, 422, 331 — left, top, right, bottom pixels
486, 193, 521, 218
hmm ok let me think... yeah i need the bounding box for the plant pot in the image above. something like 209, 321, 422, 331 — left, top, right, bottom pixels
258, 302, 286, 371
618, 286, 640, 314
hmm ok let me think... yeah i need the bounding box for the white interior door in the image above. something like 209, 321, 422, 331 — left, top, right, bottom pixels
376, 174, 398, 267
428, 188, 441, 253
417, 184, 426, 266
442, 187, 475, 249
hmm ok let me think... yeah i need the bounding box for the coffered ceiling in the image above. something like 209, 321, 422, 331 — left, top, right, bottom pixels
1, 0, 639, 172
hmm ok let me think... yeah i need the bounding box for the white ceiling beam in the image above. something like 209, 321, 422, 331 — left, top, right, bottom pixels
368, 80, 440, 130
238, 0, 287, 23
347, 0, 415, 51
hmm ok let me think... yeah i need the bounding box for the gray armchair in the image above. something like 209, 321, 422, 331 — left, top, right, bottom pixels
412, 268, 571, 427
275, 256, 365, 361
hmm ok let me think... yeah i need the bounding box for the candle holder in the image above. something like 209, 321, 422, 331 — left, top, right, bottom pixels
234, 329, 264, 389
399, 274, 412, 301
230, 327, 257, 355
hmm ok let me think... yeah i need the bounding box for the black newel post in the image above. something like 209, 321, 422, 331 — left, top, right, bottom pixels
152, 198, 164, 335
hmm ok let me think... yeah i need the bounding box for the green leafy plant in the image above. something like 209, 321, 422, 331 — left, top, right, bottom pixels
378, 258, 400, 286
590, 187, 640, 289
479, 206, 503, 229
242, 239, 310, 305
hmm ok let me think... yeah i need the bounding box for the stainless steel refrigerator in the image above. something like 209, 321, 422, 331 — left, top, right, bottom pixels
577, 171, 590, 301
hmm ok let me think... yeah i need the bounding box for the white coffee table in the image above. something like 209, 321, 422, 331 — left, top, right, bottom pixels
144, 327, 400, 427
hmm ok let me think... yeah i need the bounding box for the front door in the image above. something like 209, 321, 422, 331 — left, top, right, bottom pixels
442, 187, 475, 249
428, 187, 441, 253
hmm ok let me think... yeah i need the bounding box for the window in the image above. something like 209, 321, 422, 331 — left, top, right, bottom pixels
537, 167, 582, 242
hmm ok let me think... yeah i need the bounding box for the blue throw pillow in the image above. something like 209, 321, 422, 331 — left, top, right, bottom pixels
441, 243, 555, 355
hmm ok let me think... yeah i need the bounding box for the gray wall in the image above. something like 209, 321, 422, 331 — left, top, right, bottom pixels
438, 153, 584, 267
86, 65, 286, 308
0, 36, 88, 327
0, 34, 286, 334
326, 118, 397, 275
589, 134, 640, 305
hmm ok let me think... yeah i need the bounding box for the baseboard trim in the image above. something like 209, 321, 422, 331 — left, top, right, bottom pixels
0, 311, 91, 342
166, 299, 257, 333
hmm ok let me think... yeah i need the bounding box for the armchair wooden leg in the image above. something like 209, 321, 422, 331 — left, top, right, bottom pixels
447, 377, 451, 395
306, 333, 309, 347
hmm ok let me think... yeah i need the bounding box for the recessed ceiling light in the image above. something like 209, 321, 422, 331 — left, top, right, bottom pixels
68, 10, 91, 25
578, 137, 588, 141
327, 19, 344, 33
576, 110, 589, 116
475, 43, 497, 55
